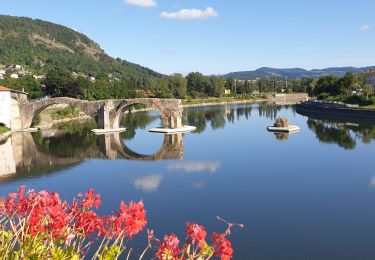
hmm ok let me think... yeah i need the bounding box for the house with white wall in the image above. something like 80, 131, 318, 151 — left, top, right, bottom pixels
0, 86, 12, 128
0, 86, 28, 129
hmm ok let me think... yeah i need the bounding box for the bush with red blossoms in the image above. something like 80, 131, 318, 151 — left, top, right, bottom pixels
0, 187, 242, 259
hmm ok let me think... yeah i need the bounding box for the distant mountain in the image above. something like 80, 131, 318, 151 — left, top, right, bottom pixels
223, 66, 375, 80
0, 15, 163, 80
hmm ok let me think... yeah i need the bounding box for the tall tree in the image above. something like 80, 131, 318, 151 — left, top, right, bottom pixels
169, 74, 187, 99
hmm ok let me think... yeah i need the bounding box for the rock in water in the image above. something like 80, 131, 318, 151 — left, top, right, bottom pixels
274, 118, 289, 127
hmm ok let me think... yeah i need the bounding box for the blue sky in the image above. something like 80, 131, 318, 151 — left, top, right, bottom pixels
0, 0, 374, 75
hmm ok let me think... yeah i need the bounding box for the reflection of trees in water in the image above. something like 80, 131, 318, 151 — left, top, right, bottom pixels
307, 119, 375, 149
32, 113, 160, 158
33, 120, 99, 157
184, 106, 253, 133
185, 110, 207, 133
120, 111, 159, 140
258, 104, 282, 120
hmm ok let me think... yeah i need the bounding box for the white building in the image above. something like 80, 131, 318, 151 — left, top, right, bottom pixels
10, 73, 18, 79
0, 86, 12, 128
0, 86, 28, 129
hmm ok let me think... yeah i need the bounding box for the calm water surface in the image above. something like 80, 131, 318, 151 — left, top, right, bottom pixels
1, 103, 375, 259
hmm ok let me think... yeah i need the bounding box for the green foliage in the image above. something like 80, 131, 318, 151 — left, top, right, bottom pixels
310, 72, 374, 106
0, 126, 10, 134
0, 75, 43, 99
187, 72, 209, 94
0, 15, 163, 81
50, 105, 81, 120
169, 73, 187, 98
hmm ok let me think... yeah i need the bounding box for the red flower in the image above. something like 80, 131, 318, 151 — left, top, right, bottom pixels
82, 189, 101, 209
156, 234, 180, 260
113, 200, 147, 238
75, 211, 104, 237
212, 232, 233, 260
185, 222, 207, 246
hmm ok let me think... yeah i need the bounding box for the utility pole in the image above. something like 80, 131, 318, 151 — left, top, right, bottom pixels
234, 79, 237, 95
285, 76, 288, 90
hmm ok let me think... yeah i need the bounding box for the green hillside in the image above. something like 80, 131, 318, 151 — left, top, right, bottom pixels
0, 15, 162, 80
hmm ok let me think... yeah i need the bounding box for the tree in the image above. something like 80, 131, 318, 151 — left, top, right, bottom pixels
169, 74, 187, 99
206, 77, 225, 97
44, 67, 73, 97
186, 72, 209, 94
362, 84, 374, 100
154, 79, 173, 98
225, 78, 235, 93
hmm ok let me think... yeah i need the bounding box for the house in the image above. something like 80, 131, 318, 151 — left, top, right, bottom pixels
365, 69, 375, 90
224, 88, 231, 95
0, 86, 28, 129
10, 74, 18, 79
33, 75, 45, 80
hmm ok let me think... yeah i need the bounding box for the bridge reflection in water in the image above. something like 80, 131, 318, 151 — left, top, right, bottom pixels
0, 131, 184, 181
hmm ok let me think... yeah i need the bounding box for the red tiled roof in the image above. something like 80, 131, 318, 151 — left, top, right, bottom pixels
0, 86, 11, 91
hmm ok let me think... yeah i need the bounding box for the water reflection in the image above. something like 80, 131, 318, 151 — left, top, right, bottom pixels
0, 127, 184, 180
184, 105, 254, 133
300, 113, 375, 149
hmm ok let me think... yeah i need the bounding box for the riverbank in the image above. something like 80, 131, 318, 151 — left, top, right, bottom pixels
182, 93, 308, 108
296, 101, 375, 120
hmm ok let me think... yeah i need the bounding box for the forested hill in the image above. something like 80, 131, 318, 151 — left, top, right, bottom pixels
223, 66, 375, 80
0, 15, 163, 80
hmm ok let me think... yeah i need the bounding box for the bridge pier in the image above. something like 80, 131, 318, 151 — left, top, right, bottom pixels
97, 101, 116, 130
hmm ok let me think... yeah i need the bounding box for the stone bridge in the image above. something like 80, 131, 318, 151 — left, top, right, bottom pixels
14, 97, 183, 131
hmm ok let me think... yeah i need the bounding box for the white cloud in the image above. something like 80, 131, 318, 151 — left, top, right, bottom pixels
160, 7, 218, 20
167, 161, 221, 173
124, 0, 156, 8
134, 175, 163, 192
360, 24, 372, 32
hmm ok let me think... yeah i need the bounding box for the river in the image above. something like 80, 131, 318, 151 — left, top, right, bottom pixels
0, 103, 375, 259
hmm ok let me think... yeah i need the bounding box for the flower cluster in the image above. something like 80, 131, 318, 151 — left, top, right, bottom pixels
0, 186, 147, 258
153, 221, 241, 260
0, 187, 242, 259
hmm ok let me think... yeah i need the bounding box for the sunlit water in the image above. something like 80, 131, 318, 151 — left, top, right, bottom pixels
1, 103, 375, 259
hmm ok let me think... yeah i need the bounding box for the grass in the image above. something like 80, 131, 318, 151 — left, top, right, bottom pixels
0, 126, 10, 134
364, 104, 375, 109
50, 105, 82, 120
182, 95, 256, 105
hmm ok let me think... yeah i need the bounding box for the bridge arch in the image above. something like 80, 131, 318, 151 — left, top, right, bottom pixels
19, 97, 104, 129
111, 98, 183, 129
